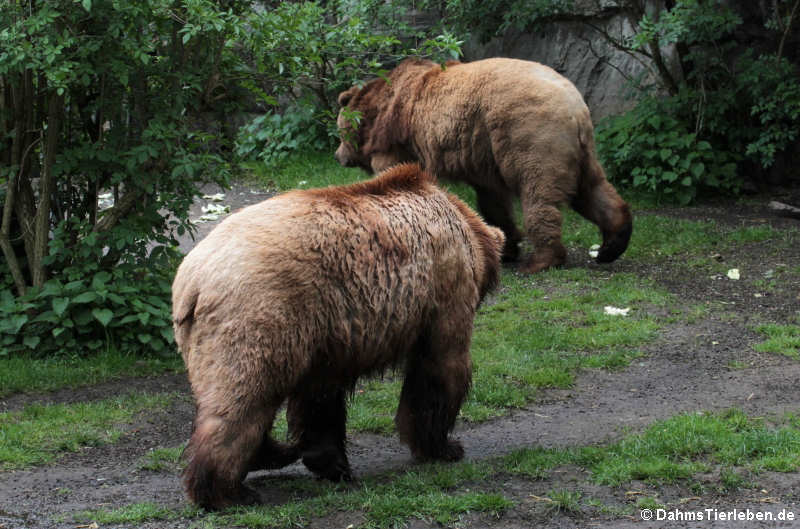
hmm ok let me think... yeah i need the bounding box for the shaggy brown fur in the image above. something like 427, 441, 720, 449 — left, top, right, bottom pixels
335, 57, 633, 273
172, 163, 504, 510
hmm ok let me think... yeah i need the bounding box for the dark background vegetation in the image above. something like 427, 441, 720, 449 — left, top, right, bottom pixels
1, 0, 798, 358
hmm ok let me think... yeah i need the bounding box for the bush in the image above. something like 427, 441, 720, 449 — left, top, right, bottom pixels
596, 96, 739, 205
235, 104, 330, 167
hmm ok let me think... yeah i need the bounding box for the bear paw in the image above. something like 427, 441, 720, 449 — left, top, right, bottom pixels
302, 450, 353, 482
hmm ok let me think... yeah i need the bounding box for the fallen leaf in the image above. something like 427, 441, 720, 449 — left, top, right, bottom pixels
529, 494, 554, 503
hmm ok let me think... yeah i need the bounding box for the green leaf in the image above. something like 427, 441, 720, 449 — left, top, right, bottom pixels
8, 315, 28, 335
138, 333, 153, 344
23, 335, 41, 350
119, 314, 140, 324
52, 327, 66, 338
160, 326, 175, 344
73, 310, 92, 326
93, 308, 114, 327
52, 297, 70, 317
681, 176, 693, 186
72, 291, 98, 304
82, 0, 92, 12
690, 162, 705, 178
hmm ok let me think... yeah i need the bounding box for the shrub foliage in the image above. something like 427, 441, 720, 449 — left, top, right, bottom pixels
0, 0, 458, 356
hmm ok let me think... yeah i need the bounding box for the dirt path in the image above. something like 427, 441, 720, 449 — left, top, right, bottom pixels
1, 186, 799, 529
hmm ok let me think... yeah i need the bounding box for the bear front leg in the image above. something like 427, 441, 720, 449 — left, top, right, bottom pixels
395, 328, 471, 462
287, 386, 352, 481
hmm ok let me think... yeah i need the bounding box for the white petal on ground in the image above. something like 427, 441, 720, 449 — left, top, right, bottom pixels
195, 214, 220, 223
589, 243, 601, 258
202, 193, 226, 201
201, 203, 230, 215
727, 268, 740, 280
604, 306, 631, 316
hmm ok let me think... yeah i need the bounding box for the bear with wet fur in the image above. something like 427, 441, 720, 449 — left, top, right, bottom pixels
171, 163, 505, 510
335, 57, 632, 273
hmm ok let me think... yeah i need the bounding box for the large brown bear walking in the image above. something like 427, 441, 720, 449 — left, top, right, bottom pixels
172, 164, 504, 510
335, 57, 632, 273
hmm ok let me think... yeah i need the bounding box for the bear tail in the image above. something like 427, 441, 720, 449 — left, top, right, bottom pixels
573, 125, 633, 264
172, 283, 199, 349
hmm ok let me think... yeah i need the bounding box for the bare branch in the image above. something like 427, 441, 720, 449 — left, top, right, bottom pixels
93, 189, 142, 233
778, 0, 800, 59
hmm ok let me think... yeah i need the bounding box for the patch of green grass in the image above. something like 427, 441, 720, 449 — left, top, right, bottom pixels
243, 151, 364, 191
585, 498, 635, 516
718, 467, 751, 491
138, 444, 186, 472
754, 322, 800, 358
83, 502, 184, 525
348, 379, 402, 434
546, 488, 583, 513
503, 409, 800, 488
635, 496, 665, 511
0, 392, 174, 469
727, 224, 781, 244
0, 350, 184, 398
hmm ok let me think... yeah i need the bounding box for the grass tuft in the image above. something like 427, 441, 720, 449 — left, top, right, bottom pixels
0, 393, 174, 469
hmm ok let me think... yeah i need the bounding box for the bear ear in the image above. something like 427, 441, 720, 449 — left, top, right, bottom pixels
338, 86, 359, 107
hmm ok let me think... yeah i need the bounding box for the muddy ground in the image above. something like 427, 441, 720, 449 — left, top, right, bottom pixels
1, 184, 799, 529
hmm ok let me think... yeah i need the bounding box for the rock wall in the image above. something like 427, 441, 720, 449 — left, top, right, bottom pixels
461, 2, 659, 119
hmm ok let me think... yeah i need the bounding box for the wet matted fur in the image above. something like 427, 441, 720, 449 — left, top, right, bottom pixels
335, 57, 632, 273
171, 163, 505, 510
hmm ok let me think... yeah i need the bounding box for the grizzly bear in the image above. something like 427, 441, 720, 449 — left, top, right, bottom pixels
171, 163, 504, 510
335, 57, 632, 273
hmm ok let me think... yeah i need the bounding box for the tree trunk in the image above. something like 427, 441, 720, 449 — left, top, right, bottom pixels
31, 92, 64, 288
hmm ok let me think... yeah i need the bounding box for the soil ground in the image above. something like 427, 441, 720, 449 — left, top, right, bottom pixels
1, 185, 799, 529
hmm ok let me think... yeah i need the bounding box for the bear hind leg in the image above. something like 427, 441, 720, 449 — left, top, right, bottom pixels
248, 434, 301, 472
287, 385, 352, 482
183, 411, 268, 510
519, 200, 567, 274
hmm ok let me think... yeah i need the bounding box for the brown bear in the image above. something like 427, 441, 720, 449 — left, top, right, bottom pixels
171, 163, 504, 510
335, 57, 632, 273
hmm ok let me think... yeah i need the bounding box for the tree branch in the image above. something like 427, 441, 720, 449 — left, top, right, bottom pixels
92, 189, 141, 233
777, 0, 800, 59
